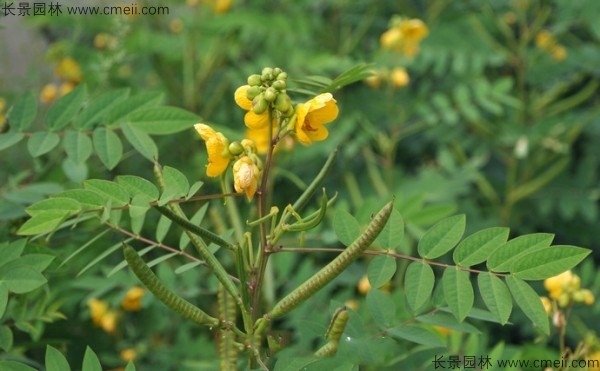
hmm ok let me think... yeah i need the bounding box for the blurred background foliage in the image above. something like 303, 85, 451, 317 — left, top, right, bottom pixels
1, 0, 599, 369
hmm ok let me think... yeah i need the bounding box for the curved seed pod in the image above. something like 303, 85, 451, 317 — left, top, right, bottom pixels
284, 189, 329, 232
267, 200, 394, 319
123, 244, 219, 327
324, 307, 349, 343
218, 284, 238, 371
314, 341, 337, 357
155, 205, 236, 251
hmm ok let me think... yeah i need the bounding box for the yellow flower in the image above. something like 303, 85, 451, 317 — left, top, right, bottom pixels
233, 156, 260, 201
100, 310, 118, 334
194, 123, 231, 177
544, 270, 580, 301
60, 82, 76, 96
205, 0, 232, 14
535, 30, 555, 49
55, 57, 83, 84
234, 85, 271, 129
121, 286, 146, 311
344, 299, 360, 311
120, 348, 137, 362
88, 298, 108, 327
94, 33, 109, 49
588, 351, 600, 371
169, 19, 184, 34
380, 18, 428, 57
294, 93, 339, 145
540, 296, 553, 316
380, 27, 403, 50
390, 67, 410, 88
40, 84, 59, 105
364, 70, 384, 89
0, 98, 5, 112
399, 19, 429, 43
550, 45, 567, 61
357, 275, 371, 295
433, 325, 452, 336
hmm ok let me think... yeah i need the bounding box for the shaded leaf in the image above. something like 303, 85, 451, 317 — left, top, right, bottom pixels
27, 131, 60, 157
332, 209, 360, 246
63, 130, 93, 164
512, 246, 591, 280
418, 215, 466, 259
10, 92, 37, 131
45, 84, 86, 130
453, 227, 509, 267
505, 275, 549, 335
477, 272, 512, 325
121, 123, 158, 161
487, 233, 554, 272
404, 261, 435, 313
45, 345, 71, 371
92, 127, 123, 170
442, 267, 473, 322
367, 255, 396, 288
128, 106, 199, 135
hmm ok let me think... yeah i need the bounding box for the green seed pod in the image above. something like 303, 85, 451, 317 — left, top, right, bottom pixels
228, 141, 245, 156
276, 72, 288, 81
264, 87, 277, 103
246, 86, 261, 100
272, 80, 286, 90
252, 95, 268, 114
247, 74, 262, 86
274, 93, 291, 113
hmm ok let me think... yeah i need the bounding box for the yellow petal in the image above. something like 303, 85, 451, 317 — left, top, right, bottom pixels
194, 123, 231, 177
305, 94, 339, 125
307, 125, 329, 142
244, 110, 270, 129
234, 85, 253, 110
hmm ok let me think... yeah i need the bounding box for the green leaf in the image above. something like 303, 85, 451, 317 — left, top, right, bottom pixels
0, 361, 35, 371
16, 211, 71, 235
45, 84, 86, 130
27, 131, 60, 157
26, 197, 81, 216
0, 265, 47, 294
186, 180, 204, 200
76, 88, 129, 129
105, 92, 164, 127
46, 345, 71, 371
387, 324, 445, 347
92, 127, 123, 170
117, 175, 159, 200
442, 267, 473, 322
124, 361, 136, 371
78, 239, 130, 276
453, 227, 509, 267
62, 158, 88, 183
374, 208, 404, 249
129, 194, 152, 218
477, 272, 512, 325
367, 255, 396, 288
13, 254, 55, 271
512, 246, 591, 280
366, 289, 396, 327
10, 92, 37, 131
332, 209, 360, 246
404, 261, 435, 312
505, 275, 549, 335
178, 204, 209, 250
158, 166, 190, 205
487, 233, 554, 272
0, 326, 13, 352
0, 282, 8, 319
416, 312, 481, 334
121, 123, 158, 161
128, 106, 199, 135
0, 132, 25, 151
53, 190, 105, 210
0, 239, 27, 264
84, 179, 129, 206
63, 130, 93, 164
82, 346, 102, 371
156, 215, 172, 243
418, 215, 466, 259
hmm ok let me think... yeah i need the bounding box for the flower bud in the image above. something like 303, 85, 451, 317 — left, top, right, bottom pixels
272, 80, 286, 90
247, 74, 262, 86
261, 67, 274, 81
274, 93, 291, 112
273, 67, 282, 76
228, 141, 244, 156
264, 87, 277, 103
252, 95, 268, 114
246, 86, 261, 100
276, 72, 288, 81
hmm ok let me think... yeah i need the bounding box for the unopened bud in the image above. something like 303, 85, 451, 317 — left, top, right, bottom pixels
276, 72, 288, 81
273, 67, 282, 76
274, 93, 291, 112
272, 80, 286, 90
248, 74, 262, 86
264, 87, 277, 102
228, 141, 244, 156
246, 86, 261, 100
261, 67, 274, 81
252, 95, 268, 114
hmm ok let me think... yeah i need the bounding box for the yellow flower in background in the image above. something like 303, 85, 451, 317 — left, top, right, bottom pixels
120, 348, 137, 362
380, 27, 403, 50
121, 286, 146, 311
169, 18, 184, 34
55, 57, 83, 84
60, 82, 76, 96
40, 84, 59, 104
357, 275, 371, 295
390, 67, 410, 88
380, 18, 428, 57
194, 123, 231, 177
94, 33, 110, 49
544, 270, 577, 300
100, 310, 118, 334
235, 85, 271, 129
540, 296, 553, 316
399, 19, 429, 43
433, 326, 452, 336
205, 0, 232, 14
0, 98, 6, 129
233, 156, 260, 201
535, 30, 555, 49
588, 351, 600, 371
550, 45, 567, 61
294, 93, 339, 145
88, 298, 108, 327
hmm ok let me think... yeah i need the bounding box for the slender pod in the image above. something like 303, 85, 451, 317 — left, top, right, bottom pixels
315, 307, 349, 356
123, 244, 219, 327
218, 284, 238, 371
267, 200, 394, 319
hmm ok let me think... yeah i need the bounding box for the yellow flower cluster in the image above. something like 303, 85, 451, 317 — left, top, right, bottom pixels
121, 286, 146, 311
380, 17, 429, 58
0, 98, 6, 131
541, 270, 594, 313
40, 57, 83, 105
88, 298, 119, 334
364, 67, 410, 89
196, 68, 339, 200
535, 30, 567, 62
186, 0, 232, 14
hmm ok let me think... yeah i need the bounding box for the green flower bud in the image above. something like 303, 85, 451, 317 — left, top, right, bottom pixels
272, 80, 286, 90
273, 67, 282, 76
261, 67, 274, 82
276, 72, 288, 81
274, 93, 291, 112
246, 86, 261, 100
228, 141, 244, 156
252, 95, 268, 114
247, 74, 262, 86
264, 87, 277, 102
